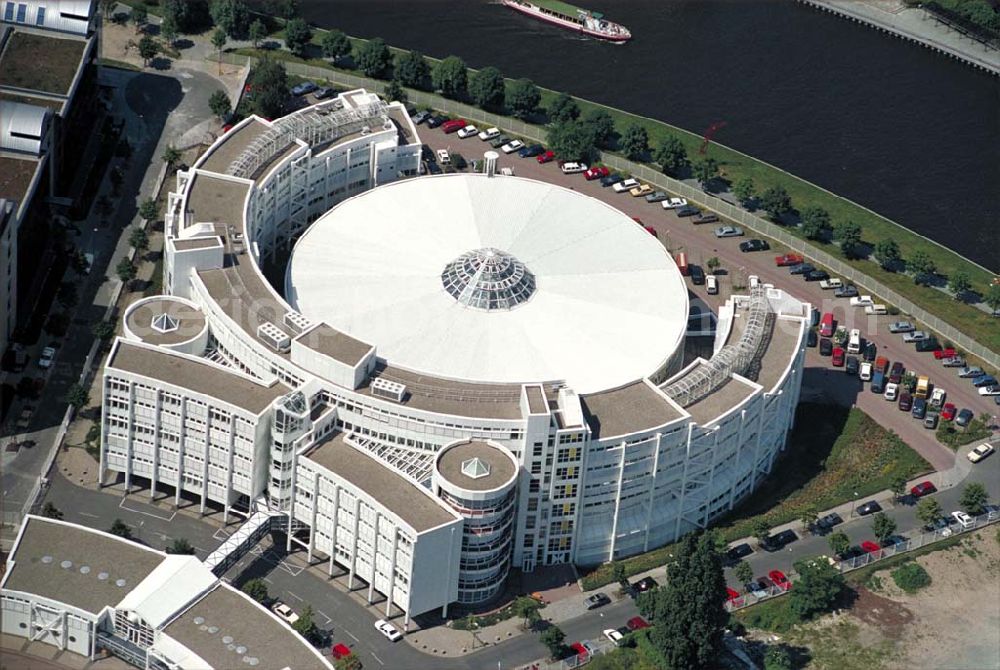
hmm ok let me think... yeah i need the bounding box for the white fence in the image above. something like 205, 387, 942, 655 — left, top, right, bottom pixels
222, 52, 998, 368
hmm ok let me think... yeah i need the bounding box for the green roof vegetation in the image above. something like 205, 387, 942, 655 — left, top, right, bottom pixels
0, 32, 86, 95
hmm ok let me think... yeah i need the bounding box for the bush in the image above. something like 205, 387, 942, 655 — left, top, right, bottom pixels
891, 561, 931, 593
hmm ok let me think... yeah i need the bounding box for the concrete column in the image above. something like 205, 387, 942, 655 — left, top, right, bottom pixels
404, 607, 410, 631
98, 382, 108, 488
347, 497, 361, 590
328, 484, 340, 578
607, 441, 627, 560
150, 390, 162, 499
642, 434, 663, 552
368, 513, 380, 604
673, 424, 696, 540
89, 620, 96, 659
224, 415, 236, 525
442, 526, 456, 620
61, 611, 67, 650
307, 470, 319, 563
385, 530, 399, 617
200, 411, 211, 515
124, 381, 136, 492
175, 401, 187, 507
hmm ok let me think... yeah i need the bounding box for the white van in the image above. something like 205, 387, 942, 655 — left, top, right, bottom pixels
865, 304, 888, 315
706, 275, 718, 295
847, 328, 862, 354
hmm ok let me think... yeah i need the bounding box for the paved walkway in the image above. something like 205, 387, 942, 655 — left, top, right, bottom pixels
801, 0, 1000, 75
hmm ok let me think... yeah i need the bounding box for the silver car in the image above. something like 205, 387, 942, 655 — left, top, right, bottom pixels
958, 366, 984, 378
714, 226, 744, 238
888, 321, 914, 333
941, 356, 966, 368
902, 331, 928, 343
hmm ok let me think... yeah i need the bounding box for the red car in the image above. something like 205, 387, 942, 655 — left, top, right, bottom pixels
536, 150, 556, 164
726, 587, 742, 602
626, 616, 651, 631
570, 642, 588, 659
933, 348, 957, 360
441, 118, 466, 133
832, 347, 845, 367
775, 253, 804, 267
768, 570, 791, 591
331, 643, 352, 660
940, 402, 957, 421
910, 481, 937, 497
584, 165, 610, 180
644, 226, 658, 237
861, 541, 881, 554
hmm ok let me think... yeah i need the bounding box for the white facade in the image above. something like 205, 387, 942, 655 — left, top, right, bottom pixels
0, 0, 96, 34
99, 88, 807, 622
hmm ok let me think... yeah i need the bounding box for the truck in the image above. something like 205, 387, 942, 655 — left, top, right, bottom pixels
915, 375, 930, 399
871, 370, 886, 394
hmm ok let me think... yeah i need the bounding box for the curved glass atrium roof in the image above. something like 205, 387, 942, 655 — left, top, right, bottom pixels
441, 248, 536, 311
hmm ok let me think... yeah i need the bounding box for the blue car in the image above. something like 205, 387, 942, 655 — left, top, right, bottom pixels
600, 174, 624, 187
518, 144, 544, 158
291, 81, 318, 97
972, 374, 997, 388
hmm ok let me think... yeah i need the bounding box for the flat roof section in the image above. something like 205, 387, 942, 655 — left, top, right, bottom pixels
437, 441, 517, 492
387, 105, 414, 144
163, 584, 327, 670
582, 381, 681, 439
109, 341, 289, 413
297, 323, 373, 367
755, 319, 802, 392
305, 432, 457, 533
185, 174, 250, 229
526, 385, 547, 414
3, 517, 163, 615
683, 374, 758, 424
198, 118, 269, 174
0, 91, 65, 112
0, 154, 41, 202
125, 298, 206, 346
0, 31, 87, 95
172, 237, 220, 251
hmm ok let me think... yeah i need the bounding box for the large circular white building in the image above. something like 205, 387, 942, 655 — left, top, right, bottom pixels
96, 89, 809, 631
286, 176, 688, 392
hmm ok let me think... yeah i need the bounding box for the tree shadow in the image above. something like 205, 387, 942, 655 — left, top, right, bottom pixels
174, 38, 195, 50
150, 57, 173, 71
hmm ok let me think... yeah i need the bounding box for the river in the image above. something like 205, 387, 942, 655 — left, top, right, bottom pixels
297, 0, 1000, 271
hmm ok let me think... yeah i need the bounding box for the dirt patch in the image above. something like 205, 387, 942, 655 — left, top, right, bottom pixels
848, 586, 915, 640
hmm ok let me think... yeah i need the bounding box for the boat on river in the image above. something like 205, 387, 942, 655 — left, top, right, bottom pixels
501, 0, 631, 42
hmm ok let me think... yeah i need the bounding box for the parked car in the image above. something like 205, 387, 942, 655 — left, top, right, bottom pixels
898, 392, 913, 411
775, 253, 804, 267
272, 602, 300, 625
600, 173, 624, 187
845, 356, 859, 375
883, 382, 899, 401
958, 366, 984, 378
584, 165, 610, 180
613, 178, 640, 193
689, 265, 706, 286
952, 510, 974, 529
436, 149, 451, 165
933, 347, 957, 360
967, 443, 994, 463
763, 529, 797, 551
569, 642, 589, 660
955, 408, 973, 427
888, 321, 915, 333
817, 512, 844, 531
536, 150, 556, 163
374, 619, 402, 642
314, 86, 337, 100
940, 402, 957, 421
806, 330, 818, 348
819, 338, 833, 356
633, 576, 659, 592
804, 270, 830, 282
910, 481, 937, 497
861, 541, 881, 554
456, 124, 479, 138
787, 263, 814, 276
889, 362, 905, 384
478, 127, 501, 141
914, 337, 940, 352
864, 304, 888, 315
630, 184, 654, 197
585, 592, 611, 610
37, 346, 56, 369
850, 295, 875, 307
410, 110, 433, 124
502, 140, 525, 154
856, 500, 882, 516
863, 342, 878, 362
714, 226, 744, 238
519, 143, 545, 157
727, 543, 753, 561
726, 587, 743, 603
819, 277, 843, 289
441, 118, 467, 133
859, 361, 873, 381
903, 331, 928, 343
331, 643, 352, 660
693, 213, 720, 224
560, 161, 588, 174
832, 347, 845, 367
972, 374, 997, 387
626, 616, 651, 631
740, 239, 770, 252
425, 115, 447, 128
744, 580, 768, 598
675, 205, 700, 217
912, 397, 927, 419
645, 190, 669, 203
834, 284, 859, 298
662, 197, 688, 209
871, 370, 886, 394
603, 628, 625, 645
941, 356, 966, 367
769, 570, 791, 591
874, 356, 890, 375
929, 387, 946, 409
980, 385, 1000, 396
290, 81, 318, 96
923, 412, 939, 429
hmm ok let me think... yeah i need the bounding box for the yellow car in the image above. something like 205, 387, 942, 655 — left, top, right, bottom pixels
629, 184, 653, 197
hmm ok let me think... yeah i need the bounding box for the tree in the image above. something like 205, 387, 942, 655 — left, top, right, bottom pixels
800, 205, 831, 241
334, 654, 363, 670
916, 497, 943, 528
394, 50, 429, 88
129, 227, 149, 254
889, 474, 908, 502
612, 562, 629, 590
242, 577, 269, 603
513, 596, 542, 629
57, 281, 78, 309
583, 109, 615, 149
249, 18, 267, 49
109, 518, 133, 539
167, 538, 196, 554
798, 505, 818, 532
210, 0, 250, 39
356, 38, 392, 79
949, 271, 971, 299
546, 120, 597, 163
540, 625, 566, 659
383, 78, 406, 104
160, 14, 178, 47
959, 482, 988, 515
249, 57, 289, 119
138, 35, 159, 66
208, 90, 231, 120
692, 156, 719, 186
468, 66, 505, 110
871, 512, 897, 544
432, 55, 468, 98
733, 176, 756, 207
764, 645, 793, 670
907, 250, 936, 281
92, 320, 115, 340
65, 384, 90, 408
875, 238, 901, 270
41, 502, 63, 520
760, 185, 792, 220
620, 124, 649, 161
734, 560, 753, 585
654, 136, 688, 176
788, 557, 843, 620
508, 78, 541, 119
131, 4, 148, 33
706, 256, 721, 273
284, 18, 312, 58
211, 28, 227, 74
834, 220, 863, 257
292, 604, 317, 640
891, 562, 931, 593
750, 518, 771, 545
828, 531, 850, 558
164, 0, 209, 33
649, 533, 728, 669
319, 29, 352, 64
162, 145, 182, 166
986, 283, 1000, 316
548, 92, 579, 123
116, 257, 137, 286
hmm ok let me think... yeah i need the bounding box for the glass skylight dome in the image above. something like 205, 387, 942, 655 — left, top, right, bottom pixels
441, 247, 536, 311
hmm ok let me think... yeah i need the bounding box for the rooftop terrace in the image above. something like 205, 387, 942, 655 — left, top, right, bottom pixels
0, 154, 41, 203
0, 31, 86, 95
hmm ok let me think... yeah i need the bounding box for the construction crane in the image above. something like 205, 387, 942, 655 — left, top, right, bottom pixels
700, 121, 727, 154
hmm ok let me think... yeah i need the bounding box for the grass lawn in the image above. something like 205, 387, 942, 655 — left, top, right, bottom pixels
936, 415, 992, 448
579, 404, 930, 590
0, 32, 86, 94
